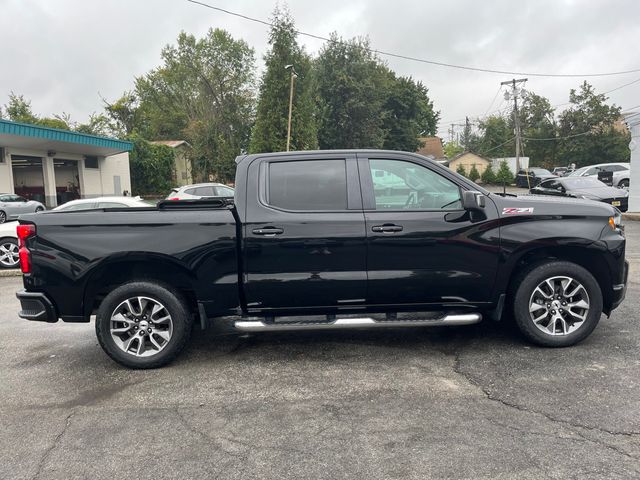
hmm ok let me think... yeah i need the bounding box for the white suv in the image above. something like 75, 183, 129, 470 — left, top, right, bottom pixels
167, 183, 235, 200
568, 162, 630, 188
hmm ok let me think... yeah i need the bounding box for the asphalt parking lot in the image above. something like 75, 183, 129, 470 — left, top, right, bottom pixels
1, 224, 639, 479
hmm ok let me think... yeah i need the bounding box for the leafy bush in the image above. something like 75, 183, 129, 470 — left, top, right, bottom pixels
128, 134, 175, 196
481, 164, 496, 184
456, 164, 466, 177
495, 160, 515, 185
468, 164, 480, 182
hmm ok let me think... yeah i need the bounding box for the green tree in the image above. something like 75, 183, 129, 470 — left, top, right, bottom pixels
135, 28, 256, 182
557, 81, 630, 167
128, 135, 175, 195
443, 141, 463, 158
75, 113, 112, 136
495, 160, 514, 185
476, 115, 513, 158
250, 6, 317, 153
315, 34, 390, 149
4, 93, 39, 123
382, 75, 439, 151
520, 91, 557, 167
468, 164, 480, 182
480, 163, 496, 184
456, 164, 467, 177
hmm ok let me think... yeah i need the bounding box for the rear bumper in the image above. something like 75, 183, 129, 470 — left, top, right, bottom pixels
610, 260, 629, 311
16, 290, 58, 323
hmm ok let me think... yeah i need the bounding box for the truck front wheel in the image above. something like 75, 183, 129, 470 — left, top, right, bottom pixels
513, 261, 603, 347
95, 281, 193, 369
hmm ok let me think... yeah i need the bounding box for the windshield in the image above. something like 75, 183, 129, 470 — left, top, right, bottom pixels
562, 177, 606, 189
531, 168, 552, 175
569, 167, 588, 176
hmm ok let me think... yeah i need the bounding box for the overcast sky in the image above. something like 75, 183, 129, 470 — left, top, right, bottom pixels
2, 0, 639, 139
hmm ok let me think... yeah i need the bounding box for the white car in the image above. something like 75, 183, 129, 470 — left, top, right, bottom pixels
0, 221, 19, 269
53, 196, 151, 211
166, 183, 235, 200
568, 162, 630, 188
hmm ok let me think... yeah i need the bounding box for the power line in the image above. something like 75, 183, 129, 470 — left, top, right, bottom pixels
523, 131, 591, 141
187, 0, 640, 78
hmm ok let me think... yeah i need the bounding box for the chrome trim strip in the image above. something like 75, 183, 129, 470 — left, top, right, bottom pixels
234, 313, 481, 332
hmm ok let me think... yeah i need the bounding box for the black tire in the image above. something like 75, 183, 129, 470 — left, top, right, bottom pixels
0, 211, 6, 224
35, 206, 44, 213
0, 238, 19, 269
512, 261, 603, 347
95, 281, 193, 369
619, 179, 629, 189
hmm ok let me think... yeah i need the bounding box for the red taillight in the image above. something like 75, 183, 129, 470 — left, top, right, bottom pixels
168, 197, 180, 201
16, 224, 36, 274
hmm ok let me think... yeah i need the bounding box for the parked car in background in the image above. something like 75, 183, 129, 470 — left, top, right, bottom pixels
53, 196, 151, 211
515, 168, 556, 188
530, 176, 629, 212
568, 163, 630, 188
166, 183, 235, 200
0, 221, 18, 268
0, 194, 45, 223
551, 167, 570, 176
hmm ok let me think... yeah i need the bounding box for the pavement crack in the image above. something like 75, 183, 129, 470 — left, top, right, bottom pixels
452, 352, 640, 462
31, 410, 75, 480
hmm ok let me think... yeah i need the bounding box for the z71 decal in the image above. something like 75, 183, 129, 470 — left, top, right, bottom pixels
502, 207, 534, 215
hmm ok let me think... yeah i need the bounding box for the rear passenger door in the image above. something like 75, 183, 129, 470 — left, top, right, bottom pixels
243, 154, 367, 312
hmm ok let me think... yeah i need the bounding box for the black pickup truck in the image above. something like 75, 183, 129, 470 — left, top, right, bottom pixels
16, 150, 628, 368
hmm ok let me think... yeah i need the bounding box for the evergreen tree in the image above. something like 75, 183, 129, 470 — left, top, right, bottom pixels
249, 6, 317, 153
315, 34, 390, 149
495, 160, 514, 185
468, 164, 480, 182
480, 164, 496, 184
456, 164, 467, 177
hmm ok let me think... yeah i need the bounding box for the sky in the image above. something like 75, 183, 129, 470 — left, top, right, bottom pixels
2, 0, 640, 140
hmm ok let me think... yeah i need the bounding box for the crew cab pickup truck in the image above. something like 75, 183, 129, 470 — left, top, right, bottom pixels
16, 150, 628, 368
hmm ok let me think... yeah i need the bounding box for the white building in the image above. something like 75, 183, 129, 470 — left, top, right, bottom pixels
0, 119, 132, 208
491, 156, 530, 175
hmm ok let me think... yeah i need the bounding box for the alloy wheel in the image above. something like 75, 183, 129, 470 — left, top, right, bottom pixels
528, 276, 590, 336
0, 242, 19, 268
0, 211, 6, 224
109, 296, 173, 357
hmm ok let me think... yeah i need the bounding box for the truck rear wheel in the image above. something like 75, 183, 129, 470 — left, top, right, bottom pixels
95, 281, 192, 369
513, 261, 603, 347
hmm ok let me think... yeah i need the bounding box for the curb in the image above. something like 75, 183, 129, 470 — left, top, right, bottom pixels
0, 269, 22, 277
623, 213, 640, 222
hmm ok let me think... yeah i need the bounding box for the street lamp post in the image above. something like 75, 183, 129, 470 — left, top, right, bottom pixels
285, 64, 297, 152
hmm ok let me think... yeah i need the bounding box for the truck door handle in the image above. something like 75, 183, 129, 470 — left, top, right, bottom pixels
252, 227, 284, 236
372, 224, 403, 233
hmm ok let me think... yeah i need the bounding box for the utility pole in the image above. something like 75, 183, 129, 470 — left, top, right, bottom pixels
501, 78, 527, 172
285, 64, 298, 152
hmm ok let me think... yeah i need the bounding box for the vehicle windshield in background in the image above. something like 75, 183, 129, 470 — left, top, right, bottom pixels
562, 177, 608, 188
531, 168, 552, 175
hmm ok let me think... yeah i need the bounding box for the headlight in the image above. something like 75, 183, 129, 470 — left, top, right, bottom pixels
609, 212, 624, 232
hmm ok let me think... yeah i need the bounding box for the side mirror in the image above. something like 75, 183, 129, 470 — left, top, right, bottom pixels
462, 190, 486, 211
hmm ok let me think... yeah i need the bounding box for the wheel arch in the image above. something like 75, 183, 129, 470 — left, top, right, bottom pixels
82, 254, 200, 320
501, 245, 612, 315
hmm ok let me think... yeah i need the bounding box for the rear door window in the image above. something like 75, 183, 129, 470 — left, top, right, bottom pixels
268, 159, 348, 211
193, 186, 216, 197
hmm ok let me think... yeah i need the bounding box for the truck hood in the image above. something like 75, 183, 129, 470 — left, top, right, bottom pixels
489, 193, 617, 218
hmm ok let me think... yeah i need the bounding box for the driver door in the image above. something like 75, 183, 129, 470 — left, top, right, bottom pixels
358, 153, 499, 306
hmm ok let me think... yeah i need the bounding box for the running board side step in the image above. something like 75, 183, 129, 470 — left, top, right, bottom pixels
234, 313, 481, 332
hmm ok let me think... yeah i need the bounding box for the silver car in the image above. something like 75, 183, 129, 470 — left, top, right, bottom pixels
53, 196, 151, 211
167, 183, 235, 200
0, 194, 45, 223
0, 221, 19, 268
568, 162, 630, 188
